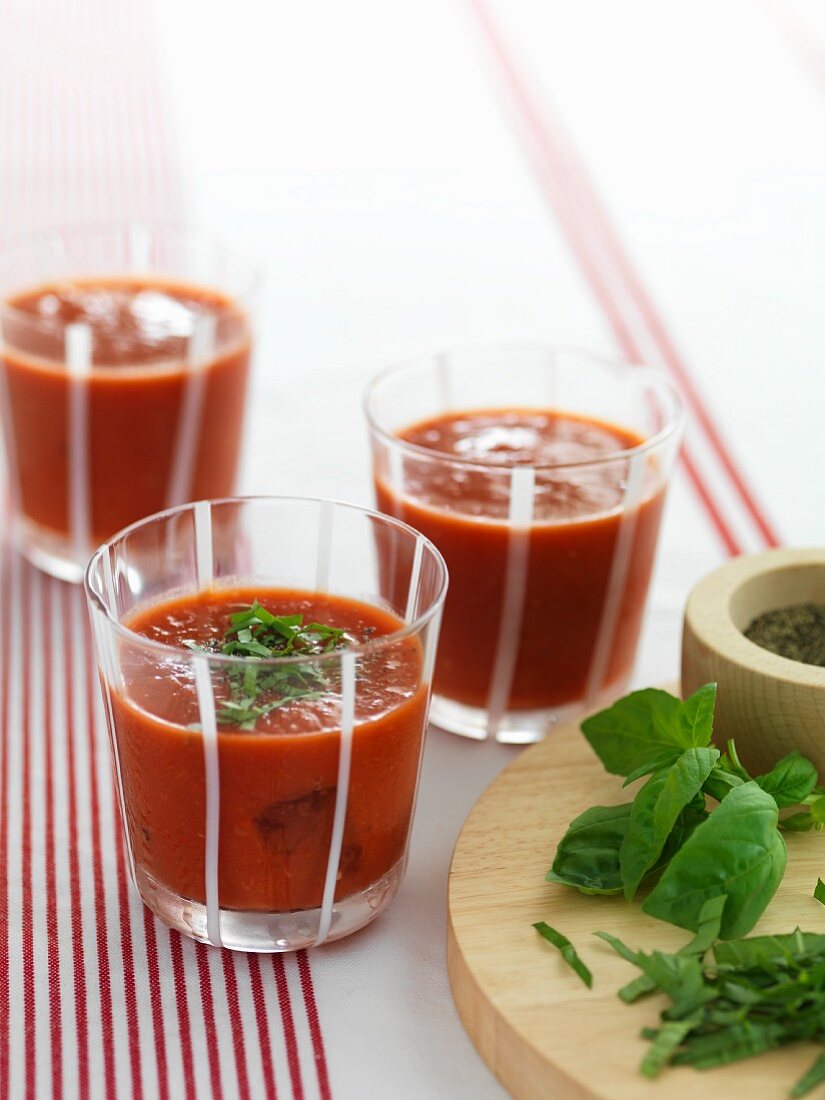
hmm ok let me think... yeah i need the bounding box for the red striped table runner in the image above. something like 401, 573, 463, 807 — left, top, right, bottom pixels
0, 1, 330, 1097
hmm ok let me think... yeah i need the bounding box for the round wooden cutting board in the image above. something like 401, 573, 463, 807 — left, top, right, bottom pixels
447, 695, 825, 1100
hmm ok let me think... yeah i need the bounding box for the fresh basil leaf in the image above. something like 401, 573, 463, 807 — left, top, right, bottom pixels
580, 685, 716, 778
546, 803, 632, 895
679, 683, 718, 745
632, 951, 706, 1003
713, 930, 825, 970
779, 811, 816, 832
639, 1016, 701, 1079
533, 922, 593, 988
810, 796, 825, 825
792, 1051, 825, 1098
814, 878, 825, 907
702, 766, 745, 803
621, 750, 683, 788
755, 751, 818, 808
593, 929, 640, 966
620, 747, 718, 901
642, 782, 787, 939
615, 895, 727, 1004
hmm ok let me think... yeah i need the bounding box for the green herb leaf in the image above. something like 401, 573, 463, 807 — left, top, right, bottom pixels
612, 896, 727, 1004
533, 922, 593, 988
701, 765, 745, 803
546, 804, 632, 895
580, 684, 716, 779
620, 747, 719, 901
639, 1016, 702, 1079
755, 751, 819, 808
642, 782, 787, 939
189, 600, 354, 731
814, 878, 825, 906
792, 1051, 825, 1098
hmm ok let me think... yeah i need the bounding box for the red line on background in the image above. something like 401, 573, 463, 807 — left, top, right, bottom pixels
296, 952, 331, 1100
221, 953, 251, 1100
168, 935, 197, 1100
193, 943, 221, 1098
272, 957, 304, 1100
466, 0, 778, 554
141, 918, 170, 1100
62, 584, 90, 1100
42, 578, 63, 1099
247, 957, 277, 1100
85, 635, 144, 1100
80, 620, 145, 1100
110, 825, 143, 1100
80, 614, 117, 1100
0, 559, 11, 1099
20, 562, 35, 1098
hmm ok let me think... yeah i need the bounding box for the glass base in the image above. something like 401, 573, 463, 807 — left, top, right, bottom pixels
428, 676, 631, 744
14, 515, 87, 582
134, 857, 405, 951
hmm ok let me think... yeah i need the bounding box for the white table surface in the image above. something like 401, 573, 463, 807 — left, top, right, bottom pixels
2, 1, 825, 1096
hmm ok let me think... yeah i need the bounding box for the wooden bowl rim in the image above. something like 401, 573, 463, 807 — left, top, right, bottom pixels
684, 547, 825, 691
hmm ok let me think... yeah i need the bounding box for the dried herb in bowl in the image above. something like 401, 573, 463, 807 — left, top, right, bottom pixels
745, 603, 825, 667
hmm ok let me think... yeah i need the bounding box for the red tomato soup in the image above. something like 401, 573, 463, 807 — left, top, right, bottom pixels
112, 587, 427, 913
375, 408, 666, 711
1, 277, 250, 543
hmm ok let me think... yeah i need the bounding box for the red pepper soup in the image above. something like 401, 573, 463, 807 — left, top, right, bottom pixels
1, 277, 250, 546
375, 408, 666, 712
112, 587, 427, 914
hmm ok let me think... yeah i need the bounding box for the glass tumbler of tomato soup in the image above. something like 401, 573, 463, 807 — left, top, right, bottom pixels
0, 223, 258, 581
85, 496, 447, 951
365, 346, 684, 744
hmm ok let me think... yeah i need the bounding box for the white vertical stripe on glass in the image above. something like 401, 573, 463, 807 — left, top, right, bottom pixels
66, 322, 92, 566
584, 452, 647, 707
404, 536, 424, 623
194, 656, 222, 948
485, 465, 535, 740
194, 499, 214, 589
314, 500, 333, 591
166, 315, 216, 509
315, 652, 356, 946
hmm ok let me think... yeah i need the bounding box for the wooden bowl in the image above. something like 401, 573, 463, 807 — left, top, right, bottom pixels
682, 548, 825, 776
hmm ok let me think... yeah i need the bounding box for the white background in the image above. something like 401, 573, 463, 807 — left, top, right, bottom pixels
27, 0, 825, 1094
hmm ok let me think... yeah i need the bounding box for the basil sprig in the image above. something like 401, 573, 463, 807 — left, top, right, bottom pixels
186, 599, 352, 730
598, 902, 825, 1096
547, 684, 823, 939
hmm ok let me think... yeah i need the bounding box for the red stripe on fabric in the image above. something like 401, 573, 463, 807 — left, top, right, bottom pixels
679, 448, 740, 558
21, 562, 35, 1099
141, 918, 170, 1100
272, 957, 304, 1100
0, 558, 11, 1099
221, 953, 251, 1100
62, 583, 90, 1100
168, 935, 197, 1100
111, 828, 143, 1100
247, 957, 277, 1100
296, 952, 332, 1100
80, 614, 117, 1100
194, 943, 221, 1098
84, 596, 144, 1098
42, 578, 63, 1099
466, 0, 776, 554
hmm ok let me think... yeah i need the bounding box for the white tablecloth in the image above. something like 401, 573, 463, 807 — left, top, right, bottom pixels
1, 0, 824, 1096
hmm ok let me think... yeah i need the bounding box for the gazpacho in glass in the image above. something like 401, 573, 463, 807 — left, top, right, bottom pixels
85, 497, 447, 952
0, 224, 256, 580
365, 346, 683, 744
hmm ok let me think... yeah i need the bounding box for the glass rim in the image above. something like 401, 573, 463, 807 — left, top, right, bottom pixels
84, 494, 449, 669
363, 343, 685, 474
0, 219, 263, 333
